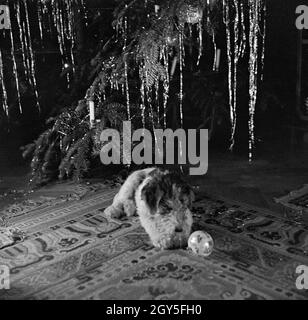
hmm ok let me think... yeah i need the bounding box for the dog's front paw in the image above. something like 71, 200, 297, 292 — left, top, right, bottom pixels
152, 235, 189, 250
152, 237, 171, 250
104, 205, 124, 219
123, 199, 136, 217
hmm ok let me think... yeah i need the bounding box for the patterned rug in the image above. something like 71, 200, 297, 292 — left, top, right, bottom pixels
275, 185, 308, 221
0, 187, 308, 300
0, 181, 114, 228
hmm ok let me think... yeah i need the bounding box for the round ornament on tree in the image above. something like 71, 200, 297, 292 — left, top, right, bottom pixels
177, 1, 203, 25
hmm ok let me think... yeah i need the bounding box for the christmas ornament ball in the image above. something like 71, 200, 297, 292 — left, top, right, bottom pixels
178, 4, 203, 25
188, 231, 214, 257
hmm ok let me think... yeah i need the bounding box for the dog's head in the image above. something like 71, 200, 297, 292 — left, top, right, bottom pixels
140, 169, 194, 249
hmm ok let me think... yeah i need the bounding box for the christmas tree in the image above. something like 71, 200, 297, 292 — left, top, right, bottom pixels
0, 0, 266, 185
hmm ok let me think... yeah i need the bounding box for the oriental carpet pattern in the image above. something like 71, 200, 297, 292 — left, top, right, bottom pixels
275, 185, 308, 221
0, 187, 308, 300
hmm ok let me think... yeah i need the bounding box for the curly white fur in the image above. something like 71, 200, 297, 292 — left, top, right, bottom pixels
104, 167, 194, 249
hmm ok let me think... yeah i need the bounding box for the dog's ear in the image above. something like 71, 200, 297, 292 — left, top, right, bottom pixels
141, 181, 163, 213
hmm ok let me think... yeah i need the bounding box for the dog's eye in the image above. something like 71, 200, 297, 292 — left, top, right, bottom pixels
162, 203, 173, 211
159, 198, 173, 212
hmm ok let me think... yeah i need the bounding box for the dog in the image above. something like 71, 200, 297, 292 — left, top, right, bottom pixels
104, 167, 194, 249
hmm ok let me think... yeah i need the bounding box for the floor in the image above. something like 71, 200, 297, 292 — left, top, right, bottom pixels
1, 137, 308, 300
191, 148, 308, 222
2, 185, 307, 300
1, 136, 308, 221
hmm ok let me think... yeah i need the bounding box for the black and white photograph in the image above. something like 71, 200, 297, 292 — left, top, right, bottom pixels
0, 0, 308, 304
